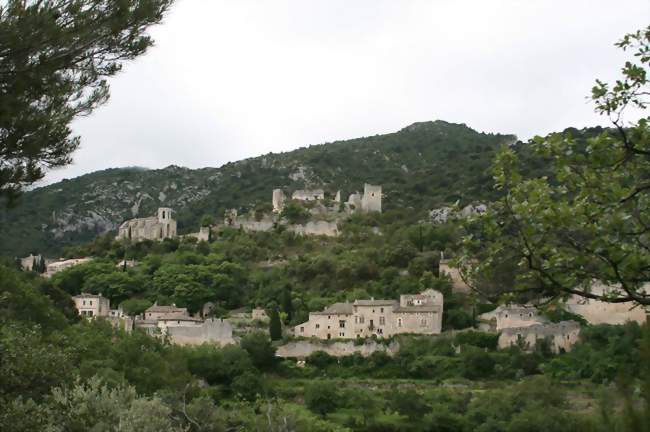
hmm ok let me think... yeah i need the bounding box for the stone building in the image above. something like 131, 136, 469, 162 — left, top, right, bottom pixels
295, 289, 443, 339
72, 293, 111, 318
116, 207, 177, 242
143, 304, 189, 321
20, 254, 44, 272
346, 184, 382, 213
498, 321, 581, 353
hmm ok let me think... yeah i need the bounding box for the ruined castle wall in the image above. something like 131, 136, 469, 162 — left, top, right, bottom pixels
288, 220, 339, 237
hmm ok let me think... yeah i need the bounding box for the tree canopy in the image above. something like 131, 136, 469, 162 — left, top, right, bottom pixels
0, 0, 173, 202
460, 27, 650, 306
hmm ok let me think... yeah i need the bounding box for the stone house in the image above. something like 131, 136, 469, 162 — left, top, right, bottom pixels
72, 293, 111, 318
143, 304, 189, 321
498, 321, 581, 353
295, 289, 443, 340
116, 207, 177, 242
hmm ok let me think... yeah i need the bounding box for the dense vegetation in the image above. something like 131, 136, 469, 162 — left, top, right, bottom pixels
1, 258, 649, 431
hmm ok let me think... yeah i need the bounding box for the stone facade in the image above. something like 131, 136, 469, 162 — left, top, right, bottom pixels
295, 289, 443, 340
143, 304, 189, 321
288, 220, 339, 237
20, 254, 44, 272
165, 318, 234, 346
361, 184, 382, 213
73, 293, 111, 318
116, 207, 177, 242
498, 321, 581, 353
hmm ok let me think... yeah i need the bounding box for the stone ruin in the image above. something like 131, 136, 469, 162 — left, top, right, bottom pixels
273, 183, 382, 214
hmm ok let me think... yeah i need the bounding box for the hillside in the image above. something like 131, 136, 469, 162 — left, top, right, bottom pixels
0, 120, 517, 257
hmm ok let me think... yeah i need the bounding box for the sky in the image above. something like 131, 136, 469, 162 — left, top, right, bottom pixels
43, 0, 650, 185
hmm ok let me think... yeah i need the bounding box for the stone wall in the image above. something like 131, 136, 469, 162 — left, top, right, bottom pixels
288, 220, 339, 237
498, 321, 581, 353
165, 318, 235, 346
276, 339, 400, 358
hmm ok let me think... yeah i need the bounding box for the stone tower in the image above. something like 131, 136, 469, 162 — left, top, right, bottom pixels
158, 208, 173, 223
361, 184, 382, 213
272, 189, 286, 213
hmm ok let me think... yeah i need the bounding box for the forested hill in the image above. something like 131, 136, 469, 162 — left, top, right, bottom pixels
0, 120, 517, 257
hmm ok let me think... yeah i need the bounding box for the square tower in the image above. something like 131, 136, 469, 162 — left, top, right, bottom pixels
361, 184, 382, 213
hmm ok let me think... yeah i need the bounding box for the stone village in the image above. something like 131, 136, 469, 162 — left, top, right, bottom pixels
23, 183, 649, 359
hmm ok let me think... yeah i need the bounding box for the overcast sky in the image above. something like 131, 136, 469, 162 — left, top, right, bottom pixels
43, 0, 650, 185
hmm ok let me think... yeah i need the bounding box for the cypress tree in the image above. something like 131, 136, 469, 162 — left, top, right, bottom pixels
269, 308, 282, 341
281, 287, 293, 323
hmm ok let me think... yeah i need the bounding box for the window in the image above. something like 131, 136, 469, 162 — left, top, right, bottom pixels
378, 328, 383, 334
300, 327, 304, 333
339, 320, 346, 328
328, 315, 331, 319
339, 332, 345, 337
315, 324, 320, 329
380, 307, 384, 313
355, 316, 358, 324
359, 316, 365, 324
177, 321, 180, 324
398, 318, 402, 328
88, 311, 94, 317
83, 300, 86, 306
379, 316, 385, 325
505, 314, 508, 318
327, 325, 330, 329
420, 318, 427, 327
89, 300, 93, 306
529, 313, 533, 317
327, 334, 331, 339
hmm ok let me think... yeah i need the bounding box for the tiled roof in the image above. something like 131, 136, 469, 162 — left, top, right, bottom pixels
312, 302, 354, 315
353, 299, 397, 306
158, 312, 201, 322
146, 305, 187, 313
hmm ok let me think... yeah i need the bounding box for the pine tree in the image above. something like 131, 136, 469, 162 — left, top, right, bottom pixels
269, 308, 282, 341
0, 0, 174, 202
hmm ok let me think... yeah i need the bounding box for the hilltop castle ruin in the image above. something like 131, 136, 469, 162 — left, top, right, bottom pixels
273, 183, 382, 214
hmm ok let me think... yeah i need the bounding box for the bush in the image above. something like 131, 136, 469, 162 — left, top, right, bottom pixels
304, 381, 339, 416
454, 331, 499, 351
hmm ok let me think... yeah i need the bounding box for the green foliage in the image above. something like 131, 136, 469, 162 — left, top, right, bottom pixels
119, 298, 152, 316
454, 331, 499, 350
0, 0, 173, 201
269, 307, 282, 340
460, 26, 650, 306
305, 380, 340, 416
240, 332, 277, 370
280, 201, 311, 224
